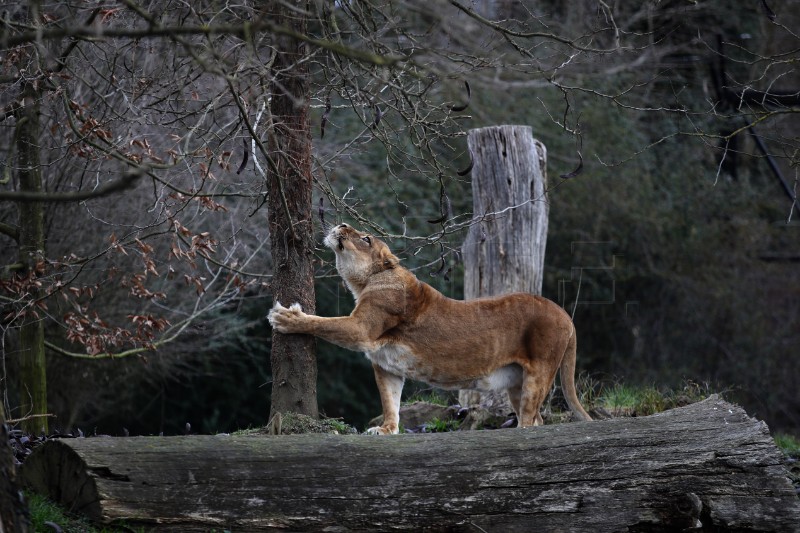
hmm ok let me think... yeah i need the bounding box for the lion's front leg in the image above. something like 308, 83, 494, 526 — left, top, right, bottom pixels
268, 301, 384, 353
366, 363, 404, 435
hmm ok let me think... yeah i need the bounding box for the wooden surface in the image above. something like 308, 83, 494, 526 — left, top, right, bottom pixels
462, 125, 549, 299
460, 124, 549, 410
21, 397, 800, 532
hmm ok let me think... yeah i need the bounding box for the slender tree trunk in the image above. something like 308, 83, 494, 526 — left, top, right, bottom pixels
460, 126, 549, 413
266, 1, 318, 419
16, 74, 48, 436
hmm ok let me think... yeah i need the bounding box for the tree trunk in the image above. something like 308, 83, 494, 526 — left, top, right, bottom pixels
20, 397, 800, 532
265, 1, 318, 419
15, 66, 48, 436
459, 125, 549, 411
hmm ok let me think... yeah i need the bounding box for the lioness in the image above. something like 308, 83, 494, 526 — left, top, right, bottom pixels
268, 223, 592, 434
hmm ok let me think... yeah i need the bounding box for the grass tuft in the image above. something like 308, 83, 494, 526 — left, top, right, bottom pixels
403, 389, 453, 407
423, 417, 460, 433
27, 491, 137, 532
774, 433, 800, 458
584, 379, 720, 418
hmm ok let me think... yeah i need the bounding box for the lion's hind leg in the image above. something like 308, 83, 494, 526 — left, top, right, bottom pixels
507, 386, 521, 417
507, 386, 543, 427
517, 362, 558, 428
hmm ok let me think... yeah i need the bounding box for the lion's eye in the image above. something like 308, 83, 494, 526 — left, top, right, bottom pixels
362, 236, 371, 246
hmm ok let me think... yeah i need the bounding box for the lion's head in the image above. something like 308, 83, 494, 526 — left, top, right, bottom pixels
324, 224, 399, 289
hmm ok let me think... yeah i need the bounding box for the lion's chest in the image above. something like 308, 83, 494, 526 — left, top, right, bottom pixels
366, 344, 424, 379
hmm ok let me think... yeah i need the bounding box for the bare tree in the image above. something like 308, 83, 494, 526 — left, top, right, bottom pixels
13, 14, 47, 434
264, 1, 318, 419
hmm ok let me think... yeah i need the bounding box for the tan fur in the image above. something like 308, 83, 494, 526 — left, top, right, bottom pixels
268, 224, 592, 434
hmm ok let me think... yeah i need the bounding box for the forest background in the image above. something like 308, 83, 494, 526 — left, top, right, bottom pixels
1, 0, 798, 438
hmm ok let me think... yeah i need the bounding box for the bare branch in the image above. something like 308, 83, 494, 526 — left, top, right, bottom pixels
448, 0, 618, 53
0, 222, 19, 241
0, 171, 142, 202
4, 15, 406, 68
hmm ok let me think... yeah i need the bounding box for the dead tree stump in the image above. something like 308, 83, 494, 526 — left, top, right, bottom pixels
460, 125, 549, 411
20, 397, 800, 532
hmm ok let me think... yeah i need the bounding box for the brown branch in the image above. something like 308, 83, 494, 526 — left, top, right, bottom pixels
0, 171, 142, 203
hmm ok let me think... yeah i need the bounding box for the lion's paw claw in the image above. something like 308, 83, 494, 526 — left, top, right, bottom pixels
365, 425, 397, 435
267, 301, 305, 333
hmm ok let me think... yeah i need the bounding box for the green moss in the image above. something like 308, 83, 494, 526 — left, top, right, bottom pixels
234, 413, 358, 435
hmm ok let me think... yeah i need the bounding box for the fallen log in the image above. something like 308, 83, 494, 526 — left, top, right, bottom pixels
21, 396, 800, 532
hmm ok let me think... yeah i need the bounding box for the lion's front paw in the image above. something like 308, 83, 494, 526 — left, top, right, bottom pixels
267, 302, 308, 334
365, 425, 398, 435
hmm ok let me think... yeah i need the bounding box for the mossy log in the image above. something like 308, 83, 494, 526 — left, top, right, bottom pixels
21, 397, 800, 532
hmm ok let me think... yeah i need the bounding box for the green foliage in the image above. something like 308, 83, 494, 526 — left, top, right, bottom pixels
325, 417, 358, 435
541, 79, 799, 432
424, 417, 460, 433
403, 388, 453, 407
27, 492, 84, 532
594, 380, 719, 417
26, 491, 137, 533
599, 384, 644, 414
774, 434, 800, 458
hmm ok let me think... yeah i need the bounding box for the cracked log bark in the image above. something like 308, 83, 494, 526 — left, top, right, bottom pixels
20, 397, 800, 532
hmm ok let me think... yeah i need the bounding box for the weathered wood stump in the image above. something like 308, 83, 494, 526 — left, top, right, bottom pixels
460, 125, 549, 411
21, 397, 800, 532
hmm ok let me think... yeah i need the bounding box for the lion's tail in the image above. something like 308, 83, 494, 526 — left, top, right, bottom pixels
561, 327, 592, 422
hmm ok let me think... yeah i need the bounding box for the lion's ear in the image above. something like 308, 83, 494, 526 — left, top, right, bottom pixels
380, 248, 400, 269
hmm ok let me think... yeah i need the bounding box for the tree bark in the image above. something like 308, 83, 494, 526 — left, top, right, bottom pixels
460, 125, 549, 411
265, 1, 318, 419
15, 57, 48, 436
20, 397, 800, 532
